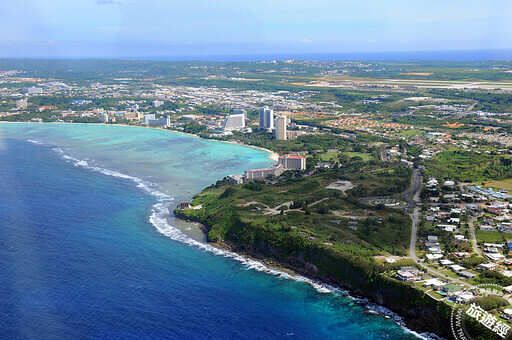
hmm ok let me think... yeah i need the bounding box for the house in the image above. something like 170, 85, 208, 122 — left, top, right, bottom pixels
444, 180, 455, 186
427, 178, 439, 187
423, 278, 444, 288
458, 271, 477, 279
396, 270, 419, 282
448, 218, 460, 224
454, 252, 470, 258
454, 235, 465, 241
436, 212, 452, 218
426, 254, 443, 261
443, 226, 456, 232
479, 263, 496, 271
426, 216, 436, 223
427, 236, 439, 243
480, 225, 495, 231
501, 270, 512, 278
450, 264, 466, 272
484, 253, 506, 262
439, 259, 454, 266
484, 243, 504, 248
401, 266, 421, 275
451, 290, 474, 303
179, 201, 191, 210
428, 246, 442, 254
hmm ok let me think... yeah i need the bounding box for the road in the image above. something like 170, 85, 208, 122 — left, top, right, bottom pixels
361, 168, 483, 289
359, 168, 422, 209
406, 169, 422, 261
468, 216, 481, 255
404, 170, 479, 290
398, 168, 422, 209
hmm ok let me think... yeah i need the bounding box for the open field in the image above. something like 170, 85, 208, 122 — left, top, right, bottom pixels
484, 179, 512, 191
308, 77, 512, 91
475, 230, 505, 244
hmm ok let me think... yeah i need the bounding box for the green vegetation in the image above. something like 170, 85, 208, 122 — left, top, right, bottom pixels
476, 230, 506, 244
475, 270, 512, 287
472, 295, 510, 311
425, 150, 512, 182
177, 166, 412, 258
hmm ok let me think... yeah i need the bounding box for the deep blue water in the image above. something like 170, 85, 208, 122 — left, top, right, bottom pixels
0, 129, 424, 339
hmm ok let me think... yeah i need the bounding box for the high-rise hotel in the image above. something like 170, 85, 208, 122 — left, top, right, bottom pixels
275, 114, 287, 140
258, 106, 274, 131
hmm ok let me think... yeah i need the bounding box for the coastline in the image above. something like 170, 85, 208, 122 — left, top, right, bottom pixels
0, 121, 279, 163
1, 120, 441, 338
175, 215, 445, 340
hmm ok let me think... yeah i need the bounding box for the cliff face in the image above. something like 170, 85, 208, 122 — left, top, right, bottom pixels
225, 240, 453, 339
175, 209, 453, 339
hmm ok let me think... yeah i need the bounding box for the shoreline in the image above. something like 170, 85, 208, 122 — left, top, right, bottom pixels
0, 121, 280, 163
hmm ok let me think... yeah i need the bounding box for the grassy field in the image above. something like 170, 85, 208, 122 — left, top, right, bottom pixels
484, 179, 512, 191
319, 151, 374, 162
394, 129, 425, 138
475, 230, 505, 244
342, 151, 374, 161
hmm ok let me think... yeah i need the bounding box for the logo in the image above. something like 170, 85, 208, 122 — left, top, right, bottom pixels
451, 284, 512, 340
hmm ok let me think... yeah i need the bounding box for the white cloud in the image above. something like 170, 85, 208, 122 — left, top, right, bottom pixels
301, 38, 312, 43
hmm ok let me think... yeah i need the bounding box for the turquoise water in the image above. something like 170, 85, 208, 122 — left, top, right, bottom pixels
0, 123, 428, 339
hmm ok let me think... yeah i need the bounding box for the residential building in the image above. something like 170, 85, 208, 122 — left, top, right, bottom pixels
259, 106, 274, 130
396, 270, 419, 282
275, 114, 287, 140
100, 113, 109, 123
15, 99, 27, 109
286, 130, 307, 139
278, 155, 306, 170
179, 201, 191, 209
153, 100, 164, 107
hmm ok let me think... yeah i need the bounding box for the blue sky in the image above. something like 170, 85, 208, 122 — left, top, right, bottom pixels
0, 0, 510, 57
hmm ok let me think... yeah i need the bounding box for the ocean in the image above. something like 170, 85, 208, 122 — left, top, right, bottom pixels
27, 49, 512, 61
0, 123, 430, 339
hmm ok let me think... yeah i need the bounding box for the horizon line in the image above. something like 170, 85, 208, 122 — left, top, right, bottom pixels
0, 48, 512, 62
